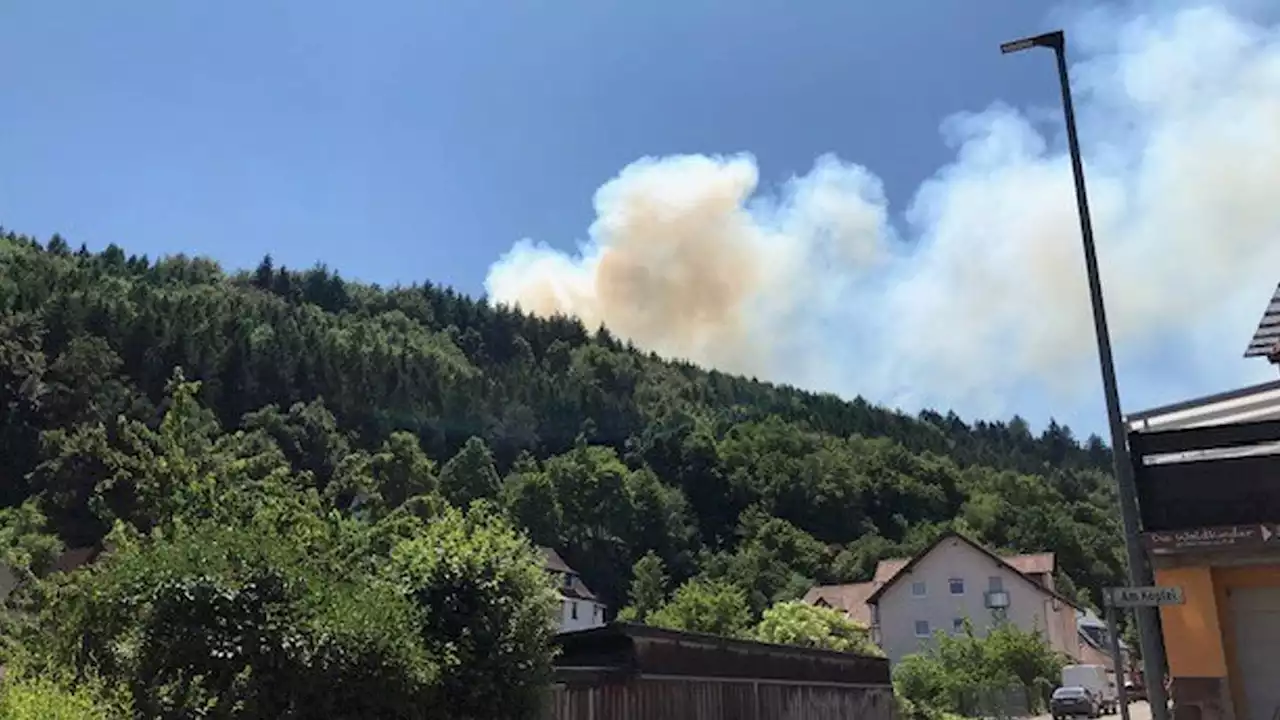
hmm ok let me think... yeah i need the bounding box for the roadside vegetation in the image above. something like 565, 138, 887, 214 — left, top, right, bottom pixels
894, 621, 1066, 719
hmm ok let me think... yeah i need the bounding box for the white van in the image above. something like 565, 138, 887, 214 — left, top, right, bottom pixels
1062, 664, 1118, 715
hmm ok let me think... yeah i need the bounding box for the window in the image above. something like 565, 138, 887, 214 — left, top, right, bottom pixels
952, 617, 965, 633
1053, 687, 1087, 700
949, 578, 965, 595
911, 581, 927, 597
571, 601, 578, 620
914, 620, 930, 637
988, 576, 1003, 592
563, 573, 573, 589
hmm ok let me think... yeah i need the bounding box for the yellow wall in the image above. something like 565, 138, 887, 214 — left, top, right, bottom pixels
1155, 566, 1227, 677
1214, 566, 1280, 720
1154, 563, 1280, 720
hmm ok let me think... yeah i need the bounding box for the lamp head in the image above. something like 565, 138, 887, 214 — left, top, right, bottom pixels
1001, 30, 1064, 55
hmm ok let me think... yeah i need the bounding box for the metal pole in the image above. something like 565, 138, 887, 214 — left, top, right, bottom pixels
1046, 35, 1170, 720
1106, 593, 1132, 720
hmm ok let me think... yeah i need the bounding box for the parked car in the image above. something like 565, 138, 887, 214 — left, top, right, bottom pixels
1051, 686, 1101, 719
1127, 680, 1147, 701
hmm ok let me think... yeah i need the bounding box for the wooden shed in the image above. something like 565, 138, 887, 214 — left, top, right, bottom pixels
547, 623, 894, 720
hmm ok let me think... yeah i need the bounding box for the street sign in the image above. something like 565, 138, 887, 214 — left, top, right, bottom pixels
1106, 586, 1185, 608
1143, 524, 1280, 555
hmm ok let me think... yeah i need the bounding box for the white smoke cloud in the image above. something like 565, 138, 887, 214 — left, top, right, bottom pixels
485, 2, 1280, 426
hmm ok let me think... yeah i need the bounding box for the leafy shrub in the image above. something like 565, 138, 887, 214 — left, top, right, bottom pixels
647, 578, 752, 638
0, 669, 129, 720
34, 520, 440, 719
893, 620, 1065, 718
384, 504, 559, 720
753, 600, 882, 655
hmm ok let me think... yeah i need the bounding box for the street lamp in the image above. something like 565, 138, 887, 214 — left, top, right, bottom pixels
1000, 30, 1171, 720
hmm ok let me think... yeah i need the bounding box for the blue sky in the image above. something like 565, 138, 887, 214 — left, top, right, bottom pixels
1, 0, 1057, 288
2, 1, 1277, 434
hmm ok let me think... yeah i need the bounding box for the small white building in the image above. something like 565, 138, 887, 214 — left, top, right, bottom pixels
540, 546, 607, 632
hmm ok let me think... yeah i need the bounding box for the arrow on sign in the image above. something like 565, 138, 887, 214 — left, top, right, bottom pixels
1264, 525, 1273, 544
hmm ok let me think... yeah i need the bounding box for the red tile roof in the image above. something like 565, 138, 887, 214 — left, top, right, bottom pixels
1004, 552, 1056, 576
873, 559, 908, 582
870, 550, 1055, 585
802, 582, 880, 626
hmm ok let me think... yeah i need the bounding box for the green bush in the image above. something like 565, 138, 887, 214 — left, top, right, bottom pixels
34, 520, 441, 719
384, 504, 559, 720
893, 620, 1065, 718
647, 578, 752, 638
8, 374, 563, 719
0, 670, 129, 720
753, 600, 882, 656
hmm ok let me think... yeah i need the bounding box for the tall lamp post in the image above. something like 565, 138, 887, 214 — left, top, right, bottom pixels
999, 30, 1171, 720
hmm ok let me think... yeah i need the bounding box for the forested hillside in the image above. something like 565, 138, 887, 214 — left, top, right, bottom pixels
0, 228, 1126, 612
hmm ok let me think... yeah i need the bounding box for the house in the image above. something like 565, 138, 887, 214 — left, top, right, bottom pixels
804, 580, 881, 628
540, 546, 607, 632
1076, 608, 1133, 678
1126, 369, 1280, 719
805, 532, 1080, 665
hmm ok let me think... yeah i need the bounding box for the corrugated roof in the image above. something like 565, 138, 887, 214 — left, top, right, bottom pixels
1244, 283, 1280, 359
555, 622, 891, 684
1126, 379, 1280, 435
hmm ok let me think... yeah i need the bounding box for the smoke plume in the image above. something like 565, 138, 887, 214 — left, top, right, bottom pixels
484, 3, 1280, 422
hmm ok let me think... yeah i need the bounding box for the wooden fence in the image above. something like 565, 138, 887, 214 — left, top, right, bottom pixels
547, 676, 895, 720
547, 623, 895, 720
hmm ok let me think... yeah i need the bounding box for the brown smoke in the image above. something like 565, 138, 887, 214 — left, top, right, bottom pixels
486, 3, 1280, 418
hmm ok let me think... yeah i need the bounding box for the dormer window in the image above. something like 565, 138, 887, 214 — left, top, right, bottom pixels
563, 572, 573, 589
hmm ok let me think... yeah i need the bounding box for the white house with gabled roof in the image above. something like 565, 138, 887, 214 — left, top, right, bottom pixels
806, 532, 1081, 665
540, 546, 607, 632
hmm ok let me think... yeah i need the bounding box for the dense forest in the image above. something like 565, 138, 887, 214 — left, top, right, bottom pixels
0, 227, 1127, 610
0, 227, 1130, 715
